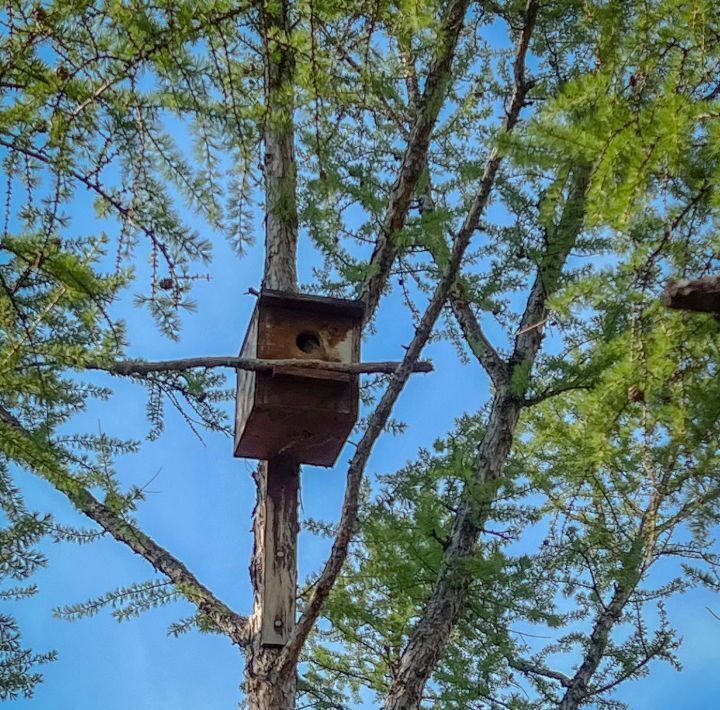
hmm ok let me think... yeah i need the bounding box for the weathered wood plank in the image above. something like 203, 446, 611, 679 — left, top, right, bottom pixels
93, 356, 433, 376
258, 455, 299, 647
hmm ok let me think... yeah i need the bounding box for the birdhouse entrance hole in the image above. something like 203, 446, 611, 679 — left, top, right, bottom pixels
296, 330, 321, 354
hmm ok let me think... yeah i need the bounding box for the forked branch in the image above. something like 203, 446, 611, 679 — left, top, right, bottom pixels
277, 0, 540, 677
359, 0, 473, 323
507, 657, 573, 687
450, 285, 509, 385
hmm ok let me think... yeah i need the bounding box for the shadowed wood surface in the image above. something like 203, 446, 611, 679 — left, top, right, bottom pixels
662, 276, 720, 314
257, 456, 299, 647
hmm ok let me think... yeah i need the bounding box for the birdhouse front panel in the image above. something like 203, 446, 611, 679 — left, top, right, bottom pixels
234, 290, 365, 467
259, 304, 357, 366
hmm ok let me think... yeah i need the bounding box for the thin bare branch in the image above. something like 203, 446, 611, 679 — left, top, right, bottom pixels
507, 658, 573, 688
83, 356, 434, 376
450, 284, 509, 385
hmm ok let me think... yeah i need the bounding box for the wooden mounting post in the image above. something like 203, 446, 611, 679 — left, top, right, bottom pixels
257, 455, 299, 646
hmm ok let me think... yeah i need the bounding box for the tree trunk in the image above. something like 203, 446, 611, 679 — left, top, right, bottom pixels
383, 390, 521, 710
245, 0, 299, 706
245, 646, 297, 709
383, 167, 589, 709
260, 0, 298, 295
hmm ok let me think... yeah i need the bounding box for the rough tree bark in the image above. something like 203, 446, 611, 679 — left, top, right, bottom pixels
359, 0, 472, 323
244, 0, 300, 705
661, 276, 720, 315
383, 157, 590, 707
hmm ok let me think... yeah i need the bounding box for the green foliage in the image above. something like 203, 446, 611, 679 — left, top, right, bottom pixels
302, 417, 560, 707
305, 302, 720, 706
0, 464, 56, 700
505, 301, 720, 705
2, 0, 720, 704
298, 3, 720, 690
54, 579, 180, 624
0, 614, 57, 702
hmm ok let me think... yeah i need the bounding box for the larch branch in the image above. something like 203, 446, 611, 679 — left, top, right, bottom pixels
381, 4, 580, 704
507, 658, 573, 687
0, 404, 250, 647
277, 0, 539, 675
359, 0, 473, 323
450, 284, 509, 385
557, 582, 634, 710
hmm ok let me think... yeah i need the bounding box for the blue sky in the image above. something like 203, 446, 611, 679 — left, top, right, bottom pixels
6, 190, 720, 708
4, 189, 493, 707
3, 27, 720, 710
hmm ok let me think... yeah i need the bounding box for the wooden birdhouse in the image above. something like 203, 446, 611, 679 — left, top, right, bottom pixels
234, 289, 365, 467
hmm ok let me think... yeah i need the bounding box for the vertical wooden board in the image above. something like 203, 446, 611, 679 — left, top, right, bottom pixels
260, 455, 299, 646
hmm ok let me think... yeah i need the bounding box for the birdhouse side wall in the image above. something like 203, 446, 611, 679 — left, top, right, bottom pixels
234, 309, 258, 452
